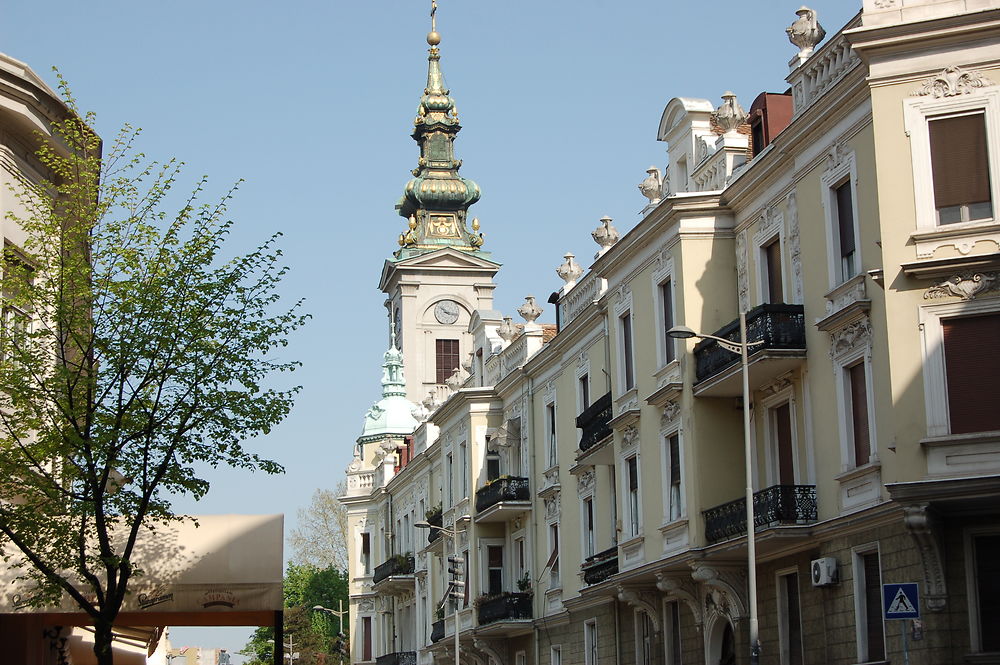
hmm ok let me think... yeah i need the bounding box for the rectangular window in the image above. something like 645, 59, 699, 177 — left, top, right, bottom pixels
621, 312, 635, 391
361, 533, 371, 575
546, 403, 557, 467
835, 181, 857, 280
665, 601, 682, 665
974, 534, 1000, 651
362, 616, 373, 661
549, 523, 560, 586
609, 471, 618, 546
446, 453, 454, 505
847, 362, 871, 467
487, 544, 503, 595
584, 620, 598, 665
583, 498, 595, 557
551, 646, 562, 665
637, 612, 653, 665
436, 338, 460, 384
627, 456, 640, 536
463, 550, 470, 606
516, 653, 526, 665
516, 537, 526, 583
667, 433, 682, 521
855, 550, 885, 662
460, 442, 468, 497
779, 572, 804, 665
943, 313, 1000, 434
486, 451, 501, 481
930, 112, 993, 225
661, 280, 675, 363
764, 238, 784, 303
773, 403, 795, 485
579, 373, 590, 410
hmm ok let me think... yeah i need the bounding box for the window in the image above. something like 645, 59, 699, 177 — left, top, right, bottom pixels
943, 313, 1000, 434
362, 616, 373, 661
636, 611, 653, 665
583, 498, 595, 557
460, 442, 468, 497
579, 373, 590, 410
486, 451, 501, 481
515, 537, 527, 583
930, 112, 993, 224
609, 471, 619, 546
516, 652, 526, 665
666, 433, 682, 522
584, 619, 598, 665
546, 403, 557, 468
446, 453, 454, 505
778, 572, 804, 665
463, 550, 470, 606
551, 646, 562, 665
621, 312, 635, 391
847, 362, 871, 466
661, 279, 676, 363
764, 238, 784, 303
665, 601, 682, 665
971, 533, 1000, 652
549, 523, 560, 586
1, 251, 32, 360
854, 549, 885, 662
361, 533, 371, 575
834, 181, 857, 281
486, 544, 503, 595
771, 403, 795, 485
626, 456, 640, 537
435, 338, 460, 384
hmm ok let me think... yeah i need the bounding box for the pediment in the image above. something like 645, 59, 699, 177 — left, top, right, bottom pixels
379, 248, 501, 291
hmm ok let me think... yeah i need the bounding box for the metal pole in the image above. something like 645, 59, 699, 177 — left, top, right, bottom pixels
741, 310, 760, 665
454, 525, 461, 665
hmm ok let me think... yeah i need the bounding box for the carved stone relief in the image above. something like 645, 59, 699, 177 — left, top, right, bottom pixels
787, 191, 802, 303
661, 401, 681, 429
544, 492, 561, 520
736, 229, 749, 313
902, 504, 947, 612
621, 424, 639, 450
828, 315, 872, 360
578, 470, 596, 493
924, 272, 999, 301
691, 564, 747, 624
358, 598, 375, 613
914, 65, 995, 98
760, 373, 794, 398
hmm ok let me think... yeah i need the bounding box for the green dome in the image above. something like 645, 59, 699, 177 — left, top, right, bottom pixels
358, 342, 418, 444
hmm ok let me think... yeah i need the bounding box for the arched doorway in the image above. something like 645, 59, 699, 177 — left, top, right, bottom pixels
705, 615, 736, 665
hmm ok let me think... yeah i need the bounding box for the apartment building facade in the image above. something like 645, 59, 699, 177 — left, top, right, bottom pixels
342, 2, 1000, 664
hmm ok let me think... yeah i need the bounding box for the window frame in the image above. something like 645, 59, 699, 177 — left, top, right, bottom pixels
545, 401, 558, 469
762, 387, 799, 486
635, 610, 653, 665
620, 310, 636, 392
776, 567, 804, 665
652, 255, 678, 369
964, 527, 1000, 654
435, 338, 461, 385
661, 428, 684, 524
820, 147, 862, 289
584, 619, 599, 665
852, 544, 886, 663
624, 454, 641, 537
664, 599, 683, 665
830, 322, 877, 471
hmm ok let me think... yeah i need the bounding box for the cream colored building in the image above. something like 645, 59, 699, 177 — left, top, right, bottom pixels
343, 2, 1000, 665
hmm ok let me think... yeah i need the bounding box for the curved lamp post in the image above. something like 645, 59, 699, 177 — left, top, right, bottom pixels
415, 520, 461, 665
668, 312, 763, 665
313, 604, 348, 665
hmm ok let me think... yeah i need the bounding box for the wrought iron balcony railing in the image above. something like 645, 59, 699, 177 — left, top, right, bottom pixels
376, 652, 416, 665
372, 554, 415, 584
426, 508, 443, 544
703, 484, 817, 543
430, 619, 445, 643
475, 476, 530, 513
576, 391, 613, 452
581, 546, 619, 586
693, 304, 806, 383
476, 592, 533, 625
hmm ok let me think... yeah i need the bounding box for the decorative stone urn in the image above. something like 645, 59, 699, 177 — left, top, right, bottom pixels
556, 252, 584, 289
786, 6, 825, 61
517, 296, 543, 324
712, 92, 746, 134
638, 167, 662, 205
592, 216, 620, 258
497, 316, 516, 342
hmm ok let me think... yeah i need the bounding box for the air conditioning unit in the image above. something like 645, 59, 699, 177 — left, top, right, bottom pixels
811, 557, 839, 587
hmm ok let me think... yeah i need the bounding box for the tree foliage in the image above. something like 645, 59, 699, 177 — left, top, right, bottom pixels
289, 481, 350, 571
0, 78, 305, 664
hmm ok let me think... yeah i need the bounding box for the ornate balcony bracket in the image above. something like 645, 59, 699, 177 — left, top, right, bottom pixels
617, 586, 661, 632
473, 637, 505, 664
655, 573, 703, 631
690, 564, 747, 626
902, 503, 947, 612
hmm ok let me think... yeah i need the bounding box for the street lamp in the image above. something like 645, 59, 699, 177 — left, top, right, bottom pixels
415, 519, 463, 665
668, 312, 764, 665
313, 603, 349, 665
266, 637, 299, 664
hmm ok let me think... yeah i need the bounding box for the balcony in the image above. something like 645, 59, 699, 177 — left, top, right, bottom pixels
703, 484, 817, 544
430, 619, 445, 643
581, 546, 619, 586
376, 652, 416, 665
475, 592, 533, 636
475, 477, 530, 522
577, 391, 613, 454
372, 554, 415, 594
426, 507, 443, 545
693, 304, 806, 397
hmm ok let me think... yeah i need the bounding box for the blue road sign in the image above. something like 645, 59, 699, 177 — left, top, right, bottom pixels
883, 583, 920, 620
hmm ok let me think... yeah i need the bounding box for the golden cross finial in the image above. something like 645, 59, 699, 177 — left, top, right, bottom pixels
430, 0, 437, 33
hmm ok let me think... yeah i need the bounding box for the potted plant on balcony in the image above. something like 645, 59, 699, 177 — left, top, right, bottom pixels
425, 503, 442, 521
517, 573, 532, 595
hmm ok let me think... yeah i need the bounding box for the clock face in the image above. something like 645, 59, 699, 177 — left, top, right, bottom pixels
434, 300, 460, 325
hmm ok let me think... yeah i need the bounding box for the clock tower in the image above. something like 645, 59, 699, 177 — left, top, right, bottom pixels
378, 5, 499, 404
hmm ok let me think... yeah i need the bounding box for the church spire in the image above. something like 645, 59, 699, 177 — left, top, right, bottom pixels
395, 0, 485, 259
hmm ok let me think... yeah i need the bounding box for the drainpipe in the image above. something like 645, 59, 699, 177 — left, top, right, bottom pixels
614, 598, 621, 665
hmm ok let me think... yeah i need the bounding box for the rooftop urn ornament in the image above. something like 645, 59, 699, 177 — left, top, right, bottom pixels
497, 316, 516, 342
638, 167, 663, 206
556, 252, 583, 289
713, 92, 747, 134
445, 366, 464, 391
517, 296, 543, 324
786, 7, 826, 61
592, 215, 620, 258
462, 350, 475, 373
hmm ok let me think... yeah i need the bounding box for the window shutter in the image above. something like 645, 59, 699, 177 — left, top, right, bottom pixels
836, 182, 855, 258
775, 403, 795, 485
669, 435, 680, 487
943, 313, 1000, 434
765, 240, 784, 303
849, 363, 870, 465
436, 338, 460, 384
930, 113, 991, 209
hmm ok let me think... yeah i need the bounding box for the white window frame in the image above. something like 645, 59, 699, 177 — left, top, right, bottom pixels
614, 287, 636, 395
852, 543, 886, 664
964, 526, 1000, 654
481, 538, 505, 595
652, 255, 678, 369
753, 210, 786, 305
664, 600, 683, 665
584, 619, 599, 665
635, 609, 653, 665
582, 495, 595, 558
831, 322, 877, 471
918, 296, 1000, 437
762, 387, 799, 486
459, 441, 468, 498
820, 147, 861, 289
515, 652, 526, 665
548, 520, 561, 588
775, 567, 804, 665
623, 453, 642, 538
545, 401, 558, 469
660, 423, 685, 524
551, 645, 562, 665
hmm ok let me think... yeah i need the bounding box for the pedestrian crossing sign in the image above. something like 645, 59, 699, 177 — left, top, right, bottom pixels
883, 582, 920, 619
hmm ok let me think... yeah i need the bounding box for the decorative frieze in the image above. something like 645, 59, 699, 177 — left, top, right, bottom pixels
828, 315, 872, 361
736, 229, 749, 313
787, 191, 803, 303
660, 401, 681, 429
924, 272, 999, 301
914, 66, 994, 99
544, 492, 561, 520
578, 469, 596, 493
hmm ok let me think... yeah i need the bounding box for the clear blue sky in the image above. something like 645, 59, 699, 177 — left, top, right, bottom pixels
3, 0, 859, 658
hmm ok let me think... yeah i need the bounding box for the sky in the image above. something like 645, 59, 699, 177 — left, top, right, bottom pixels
2, 0, 860, 660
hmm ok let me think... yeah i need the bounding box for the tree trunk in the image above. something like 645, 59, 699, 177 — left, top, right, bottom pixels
93, 616, 115, 665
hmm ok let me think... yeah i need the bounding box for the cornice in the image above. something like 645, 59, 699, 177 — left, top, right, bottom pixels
846, 8, 1000, 62
429, 386, 500, 425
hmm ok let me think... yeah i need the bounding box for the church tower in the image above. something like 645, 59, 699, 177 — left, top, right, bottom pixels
379, 1, 500, 405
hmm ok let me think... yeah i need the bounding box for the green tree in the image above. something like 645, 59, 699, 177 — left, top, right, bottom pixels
0, 79, 305, 665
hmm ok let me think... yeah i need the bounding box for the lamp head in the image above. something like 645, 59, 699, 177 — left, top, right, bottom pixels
667, 325, 698, 339
414, 520, 432, 529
